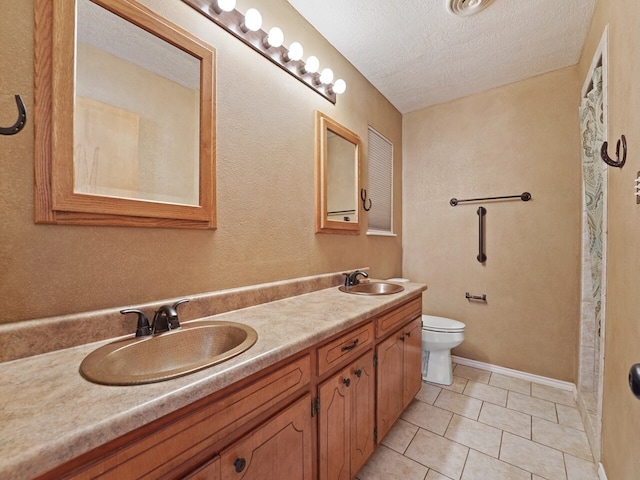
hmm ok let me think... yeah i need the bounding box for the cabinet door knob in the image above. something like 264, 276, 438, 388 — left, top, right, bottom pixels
405, 331, 411, 337
354, 369, 362, 378
234, 457, 246, 473
343, 377, 351, 387
399, 335, 405, 342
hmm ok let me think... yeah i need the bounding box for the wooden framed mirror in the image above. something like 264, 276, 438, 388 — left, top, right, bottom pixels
34, 0, 216, 229
315, 111, 361, 234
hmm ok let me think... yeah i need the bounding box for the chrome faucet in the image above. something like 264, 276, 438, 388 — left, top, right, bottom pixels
151, 298, 189, 335
344, 270, 369, 287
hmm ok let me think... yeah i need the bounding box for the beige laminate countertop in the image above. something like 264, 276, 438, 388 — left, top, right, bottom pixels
0, 282, 426, 480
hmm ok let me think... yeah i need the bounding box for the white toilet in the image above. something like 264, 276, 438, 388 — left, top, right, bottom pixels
421, 315, 465, 385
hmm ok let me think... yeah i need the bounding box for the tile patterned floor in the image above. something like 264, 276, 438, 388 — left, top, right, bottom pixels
355, 364, 599, 480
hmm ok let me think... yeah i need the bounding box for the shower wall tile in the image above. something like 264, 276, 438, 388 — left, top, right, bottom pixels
579, 346, 595, 392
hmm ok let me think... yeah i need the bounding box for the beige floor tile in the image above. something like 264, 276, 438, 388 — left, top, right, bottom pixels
531, 417, 593, 461
405, 428, 469, 480
402, 399, 453, 435
478, 402, 531, 439
416, 381, 442, 405
489, 373, 531, 395
556, 404, 585, 431
461, 449, 531, 480
531, 383, 576, 407
444, 414, 502, 458
507, 391, 557, 422
453, 364, 491, 384
564, 453, 599, 480
500, 432, 566, 480
429, 375, 468, 394
426, 470, 453, 480
463, 380, 508, 406
382, 418, 419, 454
356, 444, 429, 480
434, 389, 483, 420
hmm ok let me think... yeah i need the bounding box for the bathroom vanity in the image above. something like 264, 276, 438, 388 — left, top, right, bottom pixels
0, 278, 426, 480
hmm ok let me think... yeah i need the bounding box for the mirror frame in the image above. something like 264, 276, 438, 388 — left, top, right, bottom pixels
315, 111, 361, 235
34, 0, 216, 229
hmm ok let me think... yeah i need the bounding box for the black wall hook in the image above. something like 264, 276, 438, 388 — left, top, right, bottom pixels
601, 135, 627, 168
360, 188, 372, 211
0, 95, 27, 136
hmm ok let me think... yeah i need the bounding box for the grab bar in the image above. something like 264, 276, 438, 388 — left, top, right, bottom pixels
477, 206, 487, 263
450, 192, 531, 206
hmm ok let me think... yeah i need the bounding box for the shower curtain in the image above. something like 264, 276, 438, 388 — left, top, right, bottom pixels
579, 66, 604, 338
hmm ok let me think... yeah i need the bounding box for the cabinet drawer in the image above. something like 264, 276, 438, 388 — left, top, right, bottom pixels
60, 355, 311, 480
317, 322, 374, 376
376, 297, 422, 339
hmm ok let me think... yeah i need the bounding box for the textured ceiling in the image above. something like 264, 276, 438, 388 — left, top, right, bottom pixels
287, 0, 597, 113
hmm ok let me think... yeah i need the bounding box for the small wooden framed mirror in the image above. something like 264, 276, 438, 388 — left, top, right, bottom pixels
315, 111, 361, 234
34, 0, 216, 229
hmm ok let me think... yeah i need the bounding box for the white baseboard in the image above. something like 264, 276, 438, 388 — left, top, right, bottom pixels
451, 355, 577, 394
598, 463, 607, 480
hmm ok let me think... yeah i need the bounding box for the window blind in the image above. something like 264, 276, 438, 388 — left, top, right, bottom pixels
367, 127, 393, 234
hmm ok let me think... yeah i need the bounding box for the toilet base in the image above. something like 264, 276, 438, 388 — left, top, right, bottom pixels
422, 349, 454, 386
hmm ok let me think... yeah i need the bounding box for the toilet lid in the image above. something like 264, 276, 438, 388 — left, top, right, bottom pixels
422, 315, 465, 333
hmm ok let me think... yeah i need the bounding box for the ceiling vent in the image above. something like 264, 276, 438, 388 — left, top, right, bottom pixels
446, 0, 494, 16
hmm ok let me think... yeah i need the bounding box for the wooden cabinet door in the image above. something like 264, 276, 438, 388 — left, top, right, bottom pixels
402, 317, 423, 409
376, 332, 404, 443
220, 395, 313, 480
184, 456, 221, 480
318, 367, 351, 480
350, 352, 375, 475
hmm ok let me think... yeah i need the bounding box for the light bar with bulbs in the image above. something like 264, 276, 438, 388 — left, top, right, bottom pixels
182, 0, 346, 104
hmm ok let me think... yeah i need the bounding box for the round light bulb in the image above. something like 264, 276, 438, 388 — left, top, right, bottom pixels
332, 79, 346, 94
266, 27, 284, 48
319, 68, 334, 84
243, 8, 262, 32
304, 55, 320, 74
288, 42, 304, 61
217, 0, 236, 12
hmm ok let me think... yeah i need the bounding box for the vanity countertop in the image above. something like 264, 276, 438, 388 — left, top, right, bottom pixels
0, 282, 426, 480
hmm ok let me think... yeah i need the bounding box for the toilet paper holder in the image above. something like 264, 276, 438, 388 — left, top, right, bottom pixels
466, 292, 487, 302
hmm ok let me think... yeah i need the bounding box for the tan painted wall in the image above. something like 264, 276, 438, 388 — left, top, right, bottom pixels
0, 0, 403, 324
403, 68, 582, 382
579, 0, 640, 477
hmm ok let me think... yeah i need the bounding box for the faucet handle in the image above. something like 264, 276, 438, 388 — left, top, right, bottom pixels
172, 298, 190, 310
121, 309, 151, 337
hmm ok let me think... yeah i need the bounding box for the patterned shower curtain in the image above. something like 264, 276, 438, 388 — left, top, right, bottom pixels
579, 66, 604, 334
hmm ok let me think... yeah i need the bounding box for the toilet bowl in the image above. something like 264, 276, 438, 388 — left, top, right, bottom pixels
422, 315, 465, 385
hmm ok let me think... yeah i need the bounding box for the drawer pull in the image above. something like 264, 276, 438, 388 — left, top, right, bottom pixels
343, 377, 351, 387
341, 339, 359, 352
234, 457, 246, 473
354, 369, 362, 378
